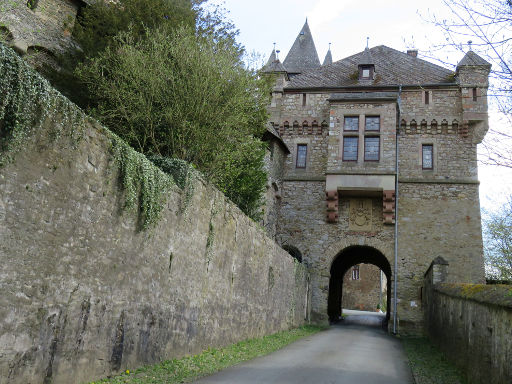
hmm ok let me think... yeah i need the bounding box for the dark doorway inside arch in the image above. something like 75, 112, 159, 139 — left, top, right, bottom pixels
328, 245, 391, 326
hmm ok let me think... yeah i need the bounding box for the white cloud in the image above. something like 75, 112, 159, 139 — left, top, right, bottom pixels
307, 0, 354, 32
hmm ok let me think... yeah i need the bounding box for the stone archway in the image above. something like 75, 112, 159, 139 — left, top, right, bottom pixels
328, 245, 392, 324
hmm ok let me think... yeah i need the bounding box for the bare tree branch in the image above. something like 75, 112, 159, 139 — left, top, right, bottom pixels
423, 0, 512, 167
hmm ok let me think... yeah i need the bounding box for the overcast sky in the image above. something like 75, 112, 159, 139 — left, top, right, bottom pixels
210, 0, 512, 212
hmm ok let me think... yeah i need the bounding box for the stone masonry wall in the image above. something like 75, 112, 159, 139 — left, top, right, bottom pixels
397, 182, 485, 333
269, 92, 330, 178
423, 263, 512, 384
262, 140, 287, 239
277, 180, 395, 323
342, 264, 384, 311
0, 53, 309, 383
0, 0, 81, 54
273, 83, 485, 333
327, 102, 397, 173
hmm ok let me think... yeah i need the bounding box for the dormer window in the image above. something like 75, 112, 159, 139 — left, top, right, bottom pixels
359, 65, 374, 80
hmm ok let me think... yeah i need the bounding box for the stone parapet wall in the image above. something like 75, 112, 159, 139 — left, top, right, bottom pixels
400, 89, 461, 125
0, 48, 309, 384
423, 263, 512, 384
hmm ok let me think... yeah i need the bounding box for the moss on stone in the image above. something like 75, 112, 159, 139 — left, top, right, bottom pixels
436, 283, 512, 309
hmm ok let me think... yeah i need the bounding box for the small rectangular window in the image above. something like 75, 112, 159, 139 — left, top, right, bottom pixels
364, 137, 380, 161
343, 137, 358, 161
472, 88, 477, 102
296, 144, 307, 168
344, 116, 359, 131
362, 69, 370, 78
365, 116, 380, 131
302, 93, 307, 106
425, 91, 430, 105
422, 144, 433, 169
352, 265, 360, 280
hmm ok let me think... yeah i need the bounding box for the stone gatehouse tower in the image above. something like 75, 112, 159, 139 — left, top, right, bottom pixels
263, 20, 490, 333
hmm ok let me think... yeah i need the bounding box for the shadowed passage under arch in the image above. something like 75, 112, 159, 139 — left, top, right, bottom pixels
328, 245, 391, 324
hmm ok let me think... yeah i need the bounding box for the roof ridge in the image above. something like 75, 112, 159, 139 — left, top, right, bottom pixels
285, 44, 455, 89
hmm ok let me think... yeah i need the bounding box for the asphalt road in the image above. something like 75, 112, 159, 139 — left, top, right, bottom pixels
193, 311, 413, 384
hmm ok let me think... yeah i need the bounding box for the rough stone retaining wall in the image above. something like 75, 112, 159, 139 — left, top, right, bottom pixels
0, 47, 310, 384
423, 261, 512, 384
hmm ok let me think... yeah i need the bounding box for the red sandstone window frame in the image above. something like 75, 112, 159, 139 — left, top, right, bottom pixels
296, 144, 307, 168
364, 136, 380, 162
342, 136, 359, 162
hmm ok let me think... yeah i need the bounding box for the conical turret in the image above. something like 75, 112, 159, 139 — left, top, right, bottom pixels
262, 47, 287, 73
323, 44, 332, 66
283, 19, 320, 75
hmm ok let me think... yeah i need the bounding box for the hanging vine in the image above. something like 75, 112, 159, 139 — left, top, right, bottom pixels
0, 43, 85, 166
108, 131, 174, 230
0, 43, 177, 229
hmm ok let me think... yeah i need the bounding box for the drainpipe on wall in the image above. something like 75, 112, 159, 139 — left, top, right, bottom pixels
393, 85, 402, 334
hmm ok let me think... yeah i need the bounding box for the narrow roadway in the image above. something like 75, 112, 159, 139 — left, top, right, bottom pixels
194, 311, 413, 384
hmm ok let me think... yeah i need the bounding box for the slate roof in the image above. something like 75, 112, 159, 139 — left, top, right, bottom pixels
263, 124, 290, 153
457, 51, 491, 68
286, 45, 455, 89
265, 48, 276, 66
283, 20, 320, 74
262, 48, 288, 73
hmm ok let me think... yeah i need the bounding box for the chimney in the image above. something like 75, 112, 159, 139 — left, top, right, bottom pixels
407, 49, 418, 58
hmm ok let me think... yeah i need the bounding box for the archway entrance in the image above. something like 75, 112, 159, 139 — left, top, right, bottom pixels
328, 245, 391, 325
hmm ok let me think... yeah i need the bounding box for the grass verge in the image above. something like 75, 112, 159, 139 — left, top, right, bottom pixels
402, 337, 467, 384
90, 325, 324, 384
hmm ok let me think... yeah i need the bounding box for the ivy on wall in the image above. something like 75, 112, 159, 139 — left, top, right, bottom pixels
0, 43, 85, 166
0, 43, 198, 229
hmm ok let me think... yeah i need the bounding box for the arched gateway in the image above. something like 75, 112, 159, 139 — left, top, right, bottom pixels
262, 20, 488, 333
328, 246, 391, 323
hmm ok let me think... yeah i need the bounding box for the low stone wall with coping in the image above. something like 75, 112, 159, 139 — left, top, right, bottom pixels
423, 260, 512, 384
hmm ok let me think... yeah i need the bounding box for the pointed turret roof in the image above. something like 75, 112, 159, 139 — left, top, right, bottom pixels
358, 47, 375, 66
262, 47, 287, 73
457, 51, 491, 68
323, 47, 332, 66
283, 20, 320, 74
266, 48, 276, 66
